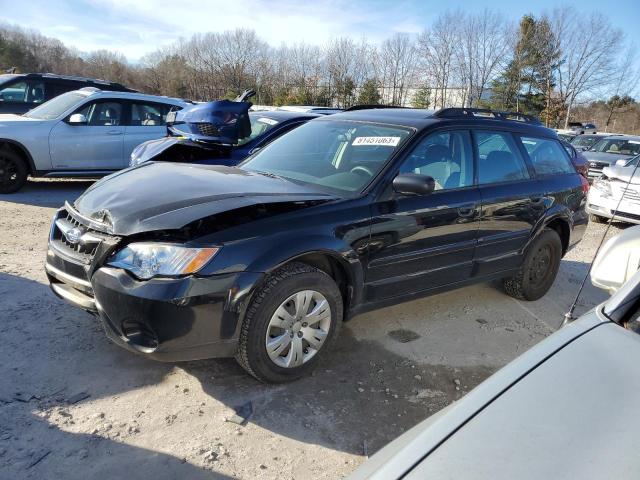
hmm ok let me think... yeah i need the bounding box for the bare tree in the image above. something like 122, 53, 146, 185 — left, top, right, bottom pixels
550, 7, 624, 127
379, 33, 417, 105
417, 12, 459, 108
456, 9, 511, 107
601, 45, 640, 131
326, 37, 359, 107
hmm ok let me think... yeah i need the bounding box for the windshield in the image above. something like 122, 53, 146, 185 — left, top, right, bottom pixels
237, 113, 280, 146
24, 92, 88, 120
572, 136, 599, 148
590, 138, 640, 156
622, 155, 640, 167
241, 120, 412, 193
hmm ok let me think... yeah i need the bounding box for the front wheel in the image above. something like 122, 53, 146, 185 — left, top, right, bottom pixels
504, 228, 562, 301
0, 148, 28, 194
236, 262, 343, 383
589, 213, 607, 224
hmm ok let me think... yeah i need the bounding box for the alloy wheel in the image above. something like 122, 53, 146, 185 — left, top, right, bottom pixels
0, 156, 19, 189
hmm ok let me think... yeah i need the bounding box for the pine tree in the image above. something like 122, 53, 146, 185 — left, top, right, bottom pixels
412, 86, 431, 108
357, 79, 381, 105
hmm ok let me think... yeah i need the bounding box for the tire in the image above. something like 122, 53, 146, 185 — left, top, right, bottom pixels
504, 228, 562, 301
589, 213, 607, 224
0, 148, 28, 194
236, 262, 343, 383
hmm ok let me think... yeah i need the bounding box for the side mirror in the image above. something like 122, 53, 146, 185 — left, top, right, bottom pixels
392, 173, 435, 196
68, 113, 87, 125
591, 225, 640, 295
616, 159, 629, 167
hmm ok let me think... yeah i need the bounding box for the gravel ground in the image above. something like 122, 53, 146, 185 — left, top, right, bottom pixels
0, 179, 622, 479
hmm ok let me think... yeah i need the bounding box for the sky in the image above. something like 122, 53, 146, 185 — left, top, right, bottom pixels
1, 0, 639, 62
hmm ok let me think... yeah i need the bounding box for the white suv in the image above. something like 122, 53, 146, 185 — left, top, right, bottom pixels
0, 88, 189, 193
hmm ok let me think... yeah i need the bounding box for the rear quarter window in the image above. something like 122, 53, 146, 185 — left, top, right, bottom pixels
519, 136, 576, 175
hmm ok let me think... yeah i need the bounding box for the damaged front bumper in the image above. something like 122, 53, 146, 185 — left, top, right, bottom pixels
587, 188, 640, 224
45, 207, 264, 362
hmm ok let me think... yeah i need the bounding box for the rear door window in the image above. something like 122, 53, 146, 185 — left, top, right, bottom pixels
129, 102, 173, 126
474, 131, 530, 184
520, 136, 575, 175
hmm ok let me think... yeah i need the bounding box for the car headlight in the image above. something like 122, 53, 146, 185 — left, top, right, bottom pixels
592, 177, 612, 197
107, 243, 219, 279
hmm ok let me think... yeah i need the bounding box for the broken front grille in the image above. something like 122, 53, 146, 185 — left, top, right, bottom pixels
196, 122, 220, 137
50, 210, 109, 263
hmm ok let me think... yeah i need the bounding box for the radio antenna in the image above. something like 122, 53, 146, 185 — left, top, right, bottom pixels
562, 155, 640, 327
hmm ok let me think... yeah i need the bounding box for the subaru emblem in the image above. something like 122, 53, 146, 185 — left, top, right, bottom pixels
64, 227, 83, 244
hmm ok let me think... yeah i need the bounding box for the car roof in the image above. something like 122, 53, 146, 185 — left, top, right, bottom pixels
277, 105, 342, 113
602, 134, 640, 140
323, 108, 557, 136
80, 88, 189, 106
7, 72, 133, 88
250, 110, 321, 121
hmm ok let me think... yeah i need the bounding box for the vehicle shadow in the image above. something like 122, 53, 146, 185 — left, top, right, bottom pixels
0, 270, 492, 477
0, 271, 236, 478
0, 179, 92, 207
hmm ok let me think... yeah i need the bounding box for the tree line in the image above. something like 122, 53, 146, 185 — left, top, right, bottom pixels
1, 6, 638, 131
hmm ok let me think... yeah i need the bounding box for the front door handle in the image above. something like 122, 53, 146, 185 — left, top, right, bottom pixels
106, 130, 123, 135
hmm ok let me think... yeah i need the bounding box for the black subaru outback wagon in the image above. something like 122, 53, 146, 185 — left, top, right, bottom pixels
46, 107, 588, 382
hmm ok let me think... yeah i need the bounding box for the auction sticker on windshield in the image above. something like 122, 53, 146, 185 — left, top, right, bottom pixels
352, 136, 401, 147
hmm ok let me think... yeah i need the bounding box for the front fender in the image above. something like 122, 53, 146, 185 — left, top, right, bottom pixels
247, 234, 366, 311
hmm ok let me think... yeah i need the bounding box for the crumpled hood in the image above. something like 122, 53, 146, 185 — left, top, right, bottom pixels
74, 162, 336, 236
130, 136, 191, 166
602, 164, 640, 185
582, 151, 635, 164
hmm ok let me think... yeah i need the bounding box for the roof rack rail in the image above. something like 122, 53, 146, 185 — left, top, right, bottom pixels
434, 108, 541, 125
344, 104, 406, 112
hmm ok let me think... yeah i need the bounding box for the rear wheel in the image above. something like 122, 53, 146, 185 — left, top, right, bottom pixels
504, 228, 562, 301
236, 262, 343, 383
589, 213, 607, 224
0, 148, 28, 194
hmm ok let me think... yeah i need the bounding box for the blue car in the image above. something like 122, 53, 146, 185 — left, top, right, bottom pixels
130, 92, 333, 167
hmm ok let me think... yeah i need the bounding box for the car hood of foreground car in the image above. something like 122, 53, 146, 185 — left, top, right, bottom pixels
349, 311, 640, 480
73, 162, 338, 236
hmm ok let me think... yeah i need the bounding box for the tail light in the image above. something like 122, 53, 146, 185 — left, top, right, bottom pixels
580, 174, 589, 194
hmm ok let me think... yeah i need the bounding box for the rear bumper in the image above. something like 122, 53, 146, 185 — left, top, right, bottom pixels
46, 245, 264, 361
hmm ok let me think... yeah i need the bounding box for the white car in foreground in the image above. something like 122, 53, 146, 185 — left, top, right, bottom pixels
587, 156, 640, 224
0, 88, 189, 193
350, 226, 640, 480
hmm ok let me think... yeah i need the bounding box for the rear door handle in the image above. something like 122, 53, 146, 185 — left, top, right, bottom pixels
106, 130, 123, 135
458, 206, 476, 218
